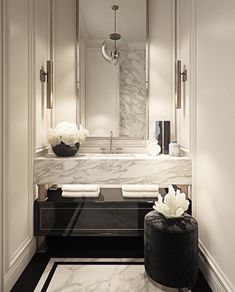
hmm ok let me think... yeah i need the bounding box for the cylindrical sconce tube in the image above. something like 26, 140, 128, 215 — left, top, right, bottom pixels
47, 60, 53, 109
176, 60, 181, 109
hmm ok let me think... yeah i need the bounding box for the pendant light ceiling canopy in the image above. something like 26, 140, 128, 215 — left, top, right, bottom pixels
101, 5, 128, 65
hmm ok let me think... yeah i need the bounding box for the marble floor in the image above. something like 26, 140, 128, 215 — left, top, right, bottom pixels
35, 258, 190, 292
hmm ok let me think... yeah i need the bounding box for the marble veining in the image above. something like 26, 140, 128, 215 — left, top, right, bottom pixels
34, 154, 192, 185
119, 49, 146, 138
35, 258, 186, 292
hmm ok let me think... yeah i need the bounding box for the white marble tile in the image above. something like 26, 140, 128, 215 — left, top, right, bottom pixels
35, 258, 144, 291
35, 258, 184, 292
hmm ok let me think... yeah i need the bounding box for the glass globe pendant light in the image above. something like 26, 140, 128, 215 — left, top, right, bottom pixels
101, 5, 128, 65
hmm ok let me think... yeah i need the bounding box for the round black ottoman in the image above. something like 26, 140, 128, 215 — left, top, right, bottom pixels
144, 210, 198, 289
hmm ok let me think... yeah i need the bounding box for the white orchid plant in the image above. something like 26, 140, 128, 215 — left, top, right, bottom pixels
48, 122, 89, 147
153, 185, 190, 218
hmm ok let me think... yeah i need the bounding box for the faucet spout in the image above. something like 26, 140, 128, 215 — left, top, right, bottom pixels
109, 131, 113, 153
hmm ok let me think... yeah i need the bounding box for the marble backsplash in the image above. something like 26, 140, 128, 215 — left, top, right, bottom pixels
119, 49, 146, 138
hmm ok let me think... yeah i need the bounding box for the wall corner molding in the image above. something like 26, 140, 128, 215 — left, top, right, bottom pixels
199, 240, 235, 292
3, 238, 36, 292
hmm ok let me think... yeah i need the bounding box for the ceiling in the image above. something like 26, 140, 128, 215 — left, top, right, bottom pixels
79, 0, 147, 42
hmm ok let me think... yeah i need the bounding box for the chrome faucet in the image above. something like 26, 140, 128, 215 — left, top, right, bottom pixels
109, 131, 113, 153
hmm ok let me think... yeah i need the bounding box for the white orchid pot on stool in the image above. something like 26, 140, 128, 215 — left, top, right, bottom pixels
153, 185, 190, 219
48, 122, 89, 157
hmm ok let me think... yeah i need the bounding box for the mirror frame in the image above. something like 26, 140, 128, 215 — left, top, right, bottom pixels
76, 0, 149, 152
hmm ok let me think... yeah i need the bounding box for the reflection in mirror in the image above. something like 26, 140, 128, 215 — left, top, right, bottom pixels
78, 0, 148, 139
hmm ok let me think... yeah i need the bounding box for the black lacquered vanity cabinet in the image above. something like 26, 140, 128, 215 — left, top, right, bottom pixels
34, 188, 154, 237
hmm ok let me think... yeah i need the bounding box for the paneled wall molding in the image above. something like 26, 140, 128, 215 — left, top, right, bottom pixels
0, 0, 3, 289
2, 0, 36, 290
35, 0, 53, 152
199, 240, 235, 292
190, 0, 197, 217
4, 239, 35, 292
188, 0, 196, 157
184, 0, 234, 290
149, 0, 175, 140
2, 0, 10, 279
189, 0, 234, 289
53, 0, 77, 125
171, 0, 176, 142
175, 0, 195, 154
192, 0, 235, 291
28, 0, 35, 244
9, 236, 32, 268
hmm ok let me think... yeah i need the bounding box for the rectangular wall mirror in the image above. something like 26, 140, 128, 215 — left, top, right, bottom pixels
77, 0, 149, 139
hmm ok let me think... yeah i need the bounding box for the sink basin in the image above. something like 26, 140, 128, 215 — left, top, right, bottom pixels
80, 153, 135, 159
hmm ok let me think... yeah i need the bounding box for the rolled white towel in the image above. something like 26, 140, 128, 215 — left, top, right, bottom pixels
122, 191, 158, 198
122, 184, 159, 192
62, 191, 100, 198
62, 184, 100, 192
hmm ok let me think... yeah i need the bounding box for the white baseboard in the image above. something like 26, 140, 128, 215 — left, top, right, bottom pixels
199, 240, 234, 292
3, 238, 36, 292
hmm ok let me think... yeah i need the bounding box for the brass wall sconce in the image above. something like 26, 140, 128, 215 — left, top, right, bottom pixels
40, 60, 53, 109
175, 60, 187, 109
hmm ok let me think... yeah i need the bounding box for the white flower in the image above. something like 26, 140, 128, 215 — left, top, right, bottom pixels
48, 122, 89, 146
153, 185, 190, 218
48, 128, 61, 146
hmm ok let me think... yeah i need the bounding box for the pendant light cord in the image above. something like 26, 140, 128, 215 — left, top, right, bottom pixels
114, 8, 117, 50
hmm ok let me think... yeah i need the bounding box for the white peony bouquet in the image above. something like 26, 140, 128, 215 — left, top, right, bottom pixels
48, 122, 89, 147
153, 185, 190, 218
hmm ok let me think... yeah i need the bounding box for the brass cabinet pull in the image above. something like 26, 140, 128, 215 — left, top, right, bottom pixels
40, 60, 53, 109
176, 60, 187, 109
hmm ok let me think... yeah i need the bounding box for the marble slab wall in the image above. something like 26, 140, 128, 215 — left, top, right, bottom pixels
119, 49, 146, 138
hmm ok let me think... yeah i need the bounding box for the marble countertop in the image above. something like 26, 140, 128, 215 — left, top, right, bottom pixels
35, 153, 191, 160
34, 153, 192, 186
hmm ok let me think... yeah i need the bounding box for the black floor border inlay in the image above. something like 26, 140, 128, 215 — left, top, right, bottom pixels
41, 261, 144, 292
41, 263, 57, 292
11, 237, 212, 292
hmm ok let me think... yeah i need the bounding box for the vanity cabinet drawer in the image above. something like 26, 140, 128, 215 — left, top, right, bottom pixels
34, 201, 153, 236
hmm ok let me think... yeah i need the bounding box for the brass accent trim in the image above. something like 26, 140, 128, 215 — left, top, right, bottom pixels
38, 184, 48, 201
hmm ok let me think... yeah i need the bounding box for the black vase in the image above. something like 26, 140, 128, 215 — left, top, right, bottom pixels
52, 142, 80, 157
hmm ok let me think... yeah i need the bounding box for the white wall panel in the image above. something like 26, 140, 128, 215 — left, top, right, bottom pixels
149, 0, 174, 139
195, 0, 235, 290
2, 0, 37, 290
53, 0, 77, 125
8, 0, 30, 259
35, 0, 52, 151
0, 0, 3, 289
176, 0, 191, 152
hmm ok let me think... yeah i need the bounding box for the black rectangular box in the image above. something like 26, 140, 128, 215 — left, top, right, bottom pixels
155, 121, 171, 154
